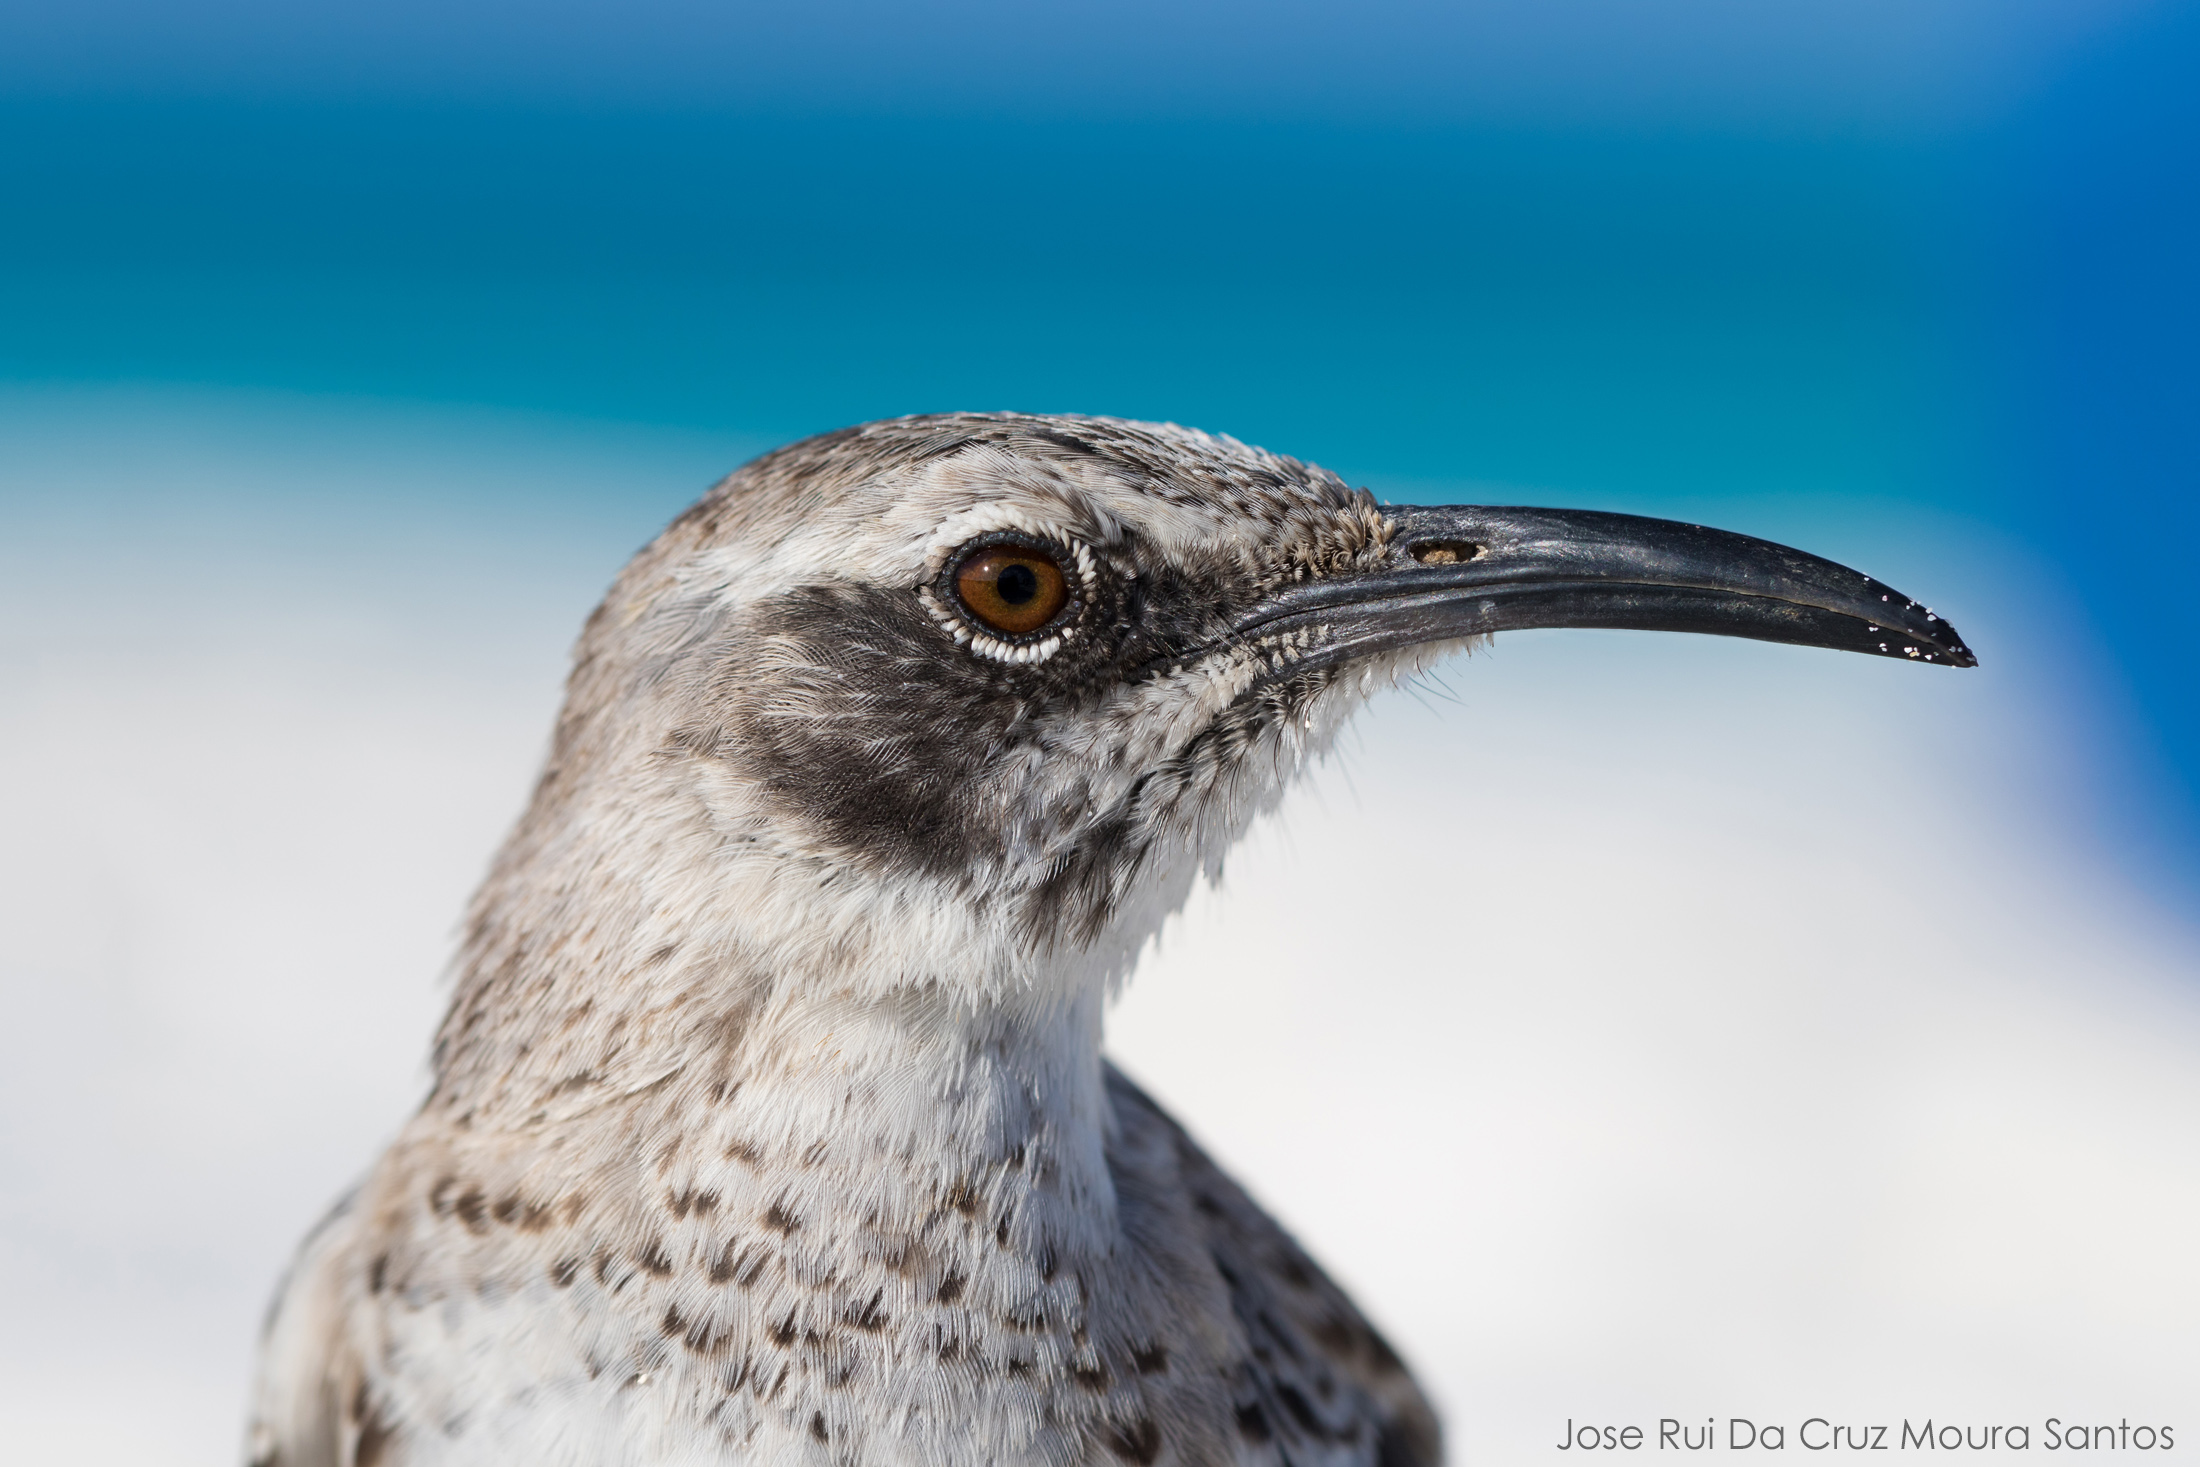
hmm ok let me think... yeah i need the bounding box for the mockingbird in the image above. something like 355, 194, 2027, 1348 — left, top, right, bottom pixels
250, 413, 1971, 1467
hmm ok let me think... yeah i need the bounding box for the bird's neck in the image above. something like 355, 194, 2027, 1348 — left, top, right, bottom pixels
424, 759, 1164, 1242
435, 983, 1128, 1299
428, 892, 1126, 1241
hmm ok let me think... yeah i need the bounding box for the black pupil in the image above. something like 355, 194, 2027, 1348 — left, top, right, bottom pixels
996, 562, 1040, 605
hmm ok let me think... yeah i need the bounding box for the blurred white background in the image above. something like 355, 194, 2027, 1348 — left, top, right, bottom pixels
2, 388, 2194, 1463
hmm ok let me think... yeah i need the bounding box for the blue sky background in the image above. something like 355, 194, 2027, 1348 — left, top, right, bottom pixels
3, 0, 2192, 900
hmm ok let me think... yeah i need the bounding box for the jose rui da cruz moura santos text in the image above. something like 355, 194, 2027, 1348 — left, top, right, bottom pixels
1553, 1417, 2177, 1452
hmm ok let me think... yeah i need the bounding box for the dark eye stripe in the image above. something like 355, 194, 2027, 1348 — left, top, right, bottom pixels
954, 546, 1071, 637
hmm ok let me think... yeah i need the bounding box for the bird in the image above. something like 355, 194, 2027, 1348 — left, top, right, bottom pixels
246, 412, 1973, 1467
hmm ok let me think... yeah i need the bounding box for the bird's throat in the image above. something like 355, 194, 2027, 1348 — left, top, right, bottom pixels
704, 978, 1124, 1231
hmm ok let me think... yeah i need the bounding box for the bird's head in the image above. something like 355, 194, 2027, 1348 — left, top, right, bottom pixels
465, 413, 1973, 1024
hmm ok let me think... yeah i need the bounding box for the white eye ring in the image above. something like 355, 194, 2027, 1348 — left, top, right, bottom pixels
917, 512, 1099, 665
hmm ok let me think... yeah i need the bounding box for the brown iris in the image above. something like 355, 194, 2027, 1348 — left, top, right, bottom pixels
953, 544, 1071, 636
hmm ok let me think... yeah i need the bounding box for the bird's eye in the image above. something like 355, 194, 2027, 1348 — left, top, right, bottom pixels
953, 544, 1071, 636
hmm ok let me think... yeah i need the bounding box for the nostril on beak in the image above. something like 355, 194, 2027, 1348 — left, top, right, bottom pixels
1410, 540, 1484, 566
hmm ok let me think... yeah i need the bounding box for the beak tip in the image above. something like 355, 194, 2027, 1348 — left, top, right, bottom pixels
1865, 601, 1975, 669
1892, 632, 1976, 669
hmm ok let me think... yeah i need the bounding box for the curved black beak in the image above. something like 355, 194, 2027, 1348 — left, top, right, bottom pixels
1230, 504, 1976, 674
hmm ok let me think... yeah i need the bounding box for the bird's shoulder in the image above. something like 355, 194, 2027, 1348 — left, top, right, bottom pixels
247, 1190, 378, 1467
1104, 1064, 1442, 1467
